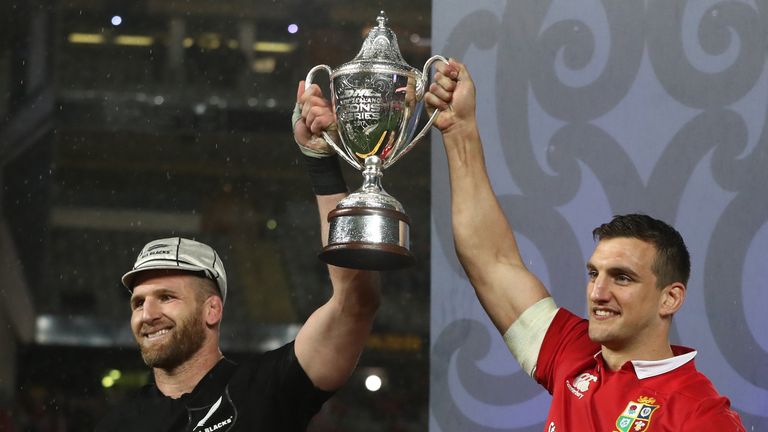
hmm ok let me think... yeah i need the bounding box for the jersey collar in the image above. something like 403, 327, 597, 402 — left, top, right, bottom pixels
630, 347, 697, 379
594, 346, 698, 379
144, 357, 237, 402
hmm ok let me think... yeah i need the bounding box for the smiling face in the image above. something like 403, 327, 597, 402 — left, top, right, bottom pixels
130, 270, 211, 370
586, 237, 670, 353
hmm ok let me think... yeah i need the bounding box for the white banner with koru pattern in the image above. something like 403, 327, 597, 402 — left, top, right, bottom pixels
430, 1, 768, 430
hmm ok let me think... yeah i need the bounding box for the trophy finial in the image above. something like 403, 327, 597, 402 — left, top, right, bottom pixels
377, 11, 387, 28
349, 11, 406, 66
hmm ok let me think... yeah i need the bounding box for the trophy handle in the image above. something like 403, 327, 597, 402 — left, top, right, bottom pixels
384, 55, 449, 168
304, 65, 364, 170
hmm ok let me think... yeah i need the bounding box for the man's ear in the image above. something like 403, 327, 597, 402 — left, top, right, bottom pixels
660, 282, 686, 318
204, 296, 224, 327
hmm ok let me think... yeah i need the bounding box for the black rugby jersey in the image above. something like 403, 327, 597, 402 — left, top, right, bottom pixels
96, 342, 332, 432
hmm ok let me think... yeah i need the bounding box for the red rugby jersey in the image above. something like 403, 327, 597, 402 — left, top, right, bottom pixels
533, 309, 745, 432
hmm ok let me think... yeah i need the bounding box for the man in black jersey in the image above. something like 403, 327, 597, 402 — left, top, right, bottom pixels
96, 83, 380, 432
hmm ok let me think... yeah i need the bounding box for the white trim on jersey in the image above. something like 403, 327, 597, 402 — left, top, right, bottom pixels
632, 350, 697, 379
503, 297, 559, 377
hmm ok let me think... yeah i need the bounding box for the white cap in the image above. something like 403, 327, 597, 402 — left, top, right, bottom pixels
121, 237, 227, 303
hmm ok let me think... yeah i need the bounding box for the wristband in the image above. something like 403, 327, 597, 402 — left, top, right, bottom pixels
301, 154, 348, 195
292, 102, 303, 129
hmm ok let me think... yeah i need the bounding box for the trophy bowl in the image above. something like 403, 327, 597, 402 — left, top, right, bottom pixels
305, 11, 446, 271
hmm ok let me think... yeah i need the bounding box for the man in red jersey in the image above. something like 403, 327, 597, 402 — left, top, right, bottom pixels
424, 59, 745, 431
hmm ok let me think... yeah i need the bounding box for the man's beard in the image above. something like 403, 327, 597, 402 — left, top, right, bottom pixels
138, 307, 207, 370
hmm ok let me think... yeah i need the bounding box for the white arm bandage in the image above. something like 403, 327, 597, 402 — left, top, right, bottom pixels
502, 297, 558, 377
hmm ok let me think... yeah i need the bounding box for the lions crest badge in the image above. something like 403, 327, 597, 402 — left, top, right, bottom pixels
614, 396, 659, 432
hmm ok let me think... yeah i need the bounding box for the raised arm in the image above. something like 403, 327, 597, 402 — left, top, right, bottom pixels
426, 61, 551, 334
291, 82, 381, 391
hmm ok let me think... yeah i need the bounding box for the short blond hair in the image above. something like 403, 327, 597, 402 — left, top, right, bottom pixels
190, 274, 223, 305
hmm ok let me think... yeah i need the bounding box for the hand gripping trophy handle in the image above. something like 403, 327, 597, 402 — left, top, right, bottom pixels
384, 54, 448, 167
304, 64, 363, 170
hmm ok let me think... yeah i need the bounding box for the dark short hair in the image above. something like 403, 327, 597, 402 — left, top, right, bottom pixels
592, 214, 690, 287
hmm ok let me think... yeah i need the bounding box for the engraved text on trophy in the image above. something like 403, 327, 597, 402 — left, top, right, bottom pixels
334, 73, 415, 163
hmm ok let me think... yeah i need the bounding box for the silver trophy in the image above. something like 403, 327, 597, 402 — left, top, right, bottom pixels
305, 11, 446, 270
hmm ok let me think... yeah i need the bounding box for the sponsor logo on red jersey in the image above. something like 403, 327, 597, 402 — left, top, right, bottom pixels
565, 372, 598, 399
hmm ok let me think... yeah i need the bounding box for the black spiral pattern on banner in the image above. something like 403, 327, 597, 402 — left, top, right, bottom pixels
431, 1, 768, 430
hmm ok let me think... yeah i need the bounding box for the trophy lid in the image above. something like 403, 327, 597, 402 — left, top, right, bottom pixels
336, 11, 415, 74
